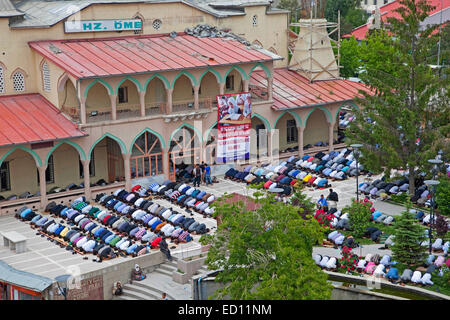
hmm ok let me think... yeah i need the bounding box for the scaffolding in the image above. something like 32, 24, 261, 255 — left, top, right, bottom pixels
288, 11, 341, 82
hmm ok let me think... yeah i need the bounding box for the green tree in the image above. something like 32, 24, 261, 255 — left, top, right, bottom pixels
205, 190, 332, 300
324, 0, 368, 36
339, 36, 362, 78
436, 178, 450, 217
278, 0, 302, 22
346, 0, 450, 195
391, 204, 426, 266
345, 199, 372, 238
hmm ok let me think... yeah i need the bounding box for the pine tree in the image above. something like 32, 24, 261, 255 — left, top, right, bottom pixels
347, 0, 450, 195
391, 205, 427, 266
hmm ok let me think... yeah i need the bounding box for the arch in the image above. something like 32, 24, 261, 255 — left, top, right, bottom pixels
169, 122, 203, 144
273, 110, 303, 129
248, 62, 271, 79
130, 128, 165, 153
45, 140, 86, 166
89, 133, 127, 161
252, 112, 271, 131
0, 145, 42, 168
171, 70, 197, 88
334, 101, 361, 122
224, 65, 248, 81
115, 76, 143, 94
10, 67, 28, 79
304, 106, 333, 126
84, 78, 113, 98
251, 40, 263, 47
198, 68, 223, 84
268, 47, 278, 54
57, 72, 77, 92
203, 121, 218, 142
144, 73, 170, 91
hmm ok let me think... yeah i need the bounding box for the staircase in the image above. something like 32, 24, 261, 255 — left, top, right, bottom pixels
114, 258, 192, 300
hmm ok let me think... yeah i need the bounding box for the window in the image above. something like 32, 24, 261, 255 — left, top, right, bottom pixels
118, 87, 128, 103
252, 15, 258, 27
42, 62, 50, 92
364, 0, 368, 4
12, 71, 25, 92
133, 16, 143, 34
37, 155, 54, 185
0, 65, 4, 93
286, 119, 298, 143
79, 153, 95, 178
226, 75, 234, 90
383, 0, 388, 3
373, 0, 377, 5
0, 161, 10, 192
152, 19, 162, 30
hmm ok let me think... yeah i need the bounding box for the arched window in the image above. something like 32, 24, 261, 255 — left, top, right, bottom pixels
12, 71, 25, 92
0, 65, 4, 93
42, 62, 51, 92
133, 14, 144, 34
252, 15, 258, 27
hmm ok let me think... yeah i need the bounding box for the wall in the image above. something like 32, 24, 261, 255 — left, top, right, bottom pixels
0, 2, 288, 98
303, 109, 329, 146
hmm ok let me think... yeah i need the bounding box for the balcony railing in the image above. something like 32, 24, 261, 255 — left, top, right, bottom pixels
146, 102, 165, 116
116, 106, 141, 120
87, 110, 112, 123
172, 98, 213, 113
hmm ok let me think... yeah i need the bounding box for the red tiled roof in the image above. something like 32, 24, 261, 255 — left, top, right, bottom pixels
250, 68, 371, 110
345, 0, 450, 40
0, 94, 86, 147
29, 33, 277, 79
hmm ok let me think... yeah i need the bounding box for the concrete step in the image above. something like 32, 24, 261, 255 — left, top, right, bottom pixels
120, 289, 149, 300
159, 264, 177, 273
166, 260, 178, 268
132, 282, 174, 300
123, 283, 162, 300
112, 294, 136, 301
154, 268, 173, 277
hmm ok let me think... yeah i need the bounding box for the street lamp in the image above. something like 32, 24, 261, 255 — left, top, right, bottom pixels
351, 144, 363, 202
424, 179, 440, 255
425, 158, 443, 254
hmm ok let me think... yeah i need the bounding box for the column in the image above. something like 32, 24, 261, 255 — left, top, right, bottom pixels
109, 94, 117, 121
267, 129, 272, 160
80, 100, 86, 124
298, 126, 304, 158
82, 160, 91, 201
193, 85, 200, 110
219, 82, 225, 95
162, 148, 169, 178
267, 77, 273, 101
166, 88, 173, 114
38, 166, 47, 210
328, 122, 335, 152
123, 153, 131, 191
139, 91, 146, 117
243, 79, 249, 92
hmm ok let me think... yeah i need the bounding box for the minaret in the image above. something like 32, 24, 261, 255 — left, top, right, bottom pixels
288, 18, 340, 82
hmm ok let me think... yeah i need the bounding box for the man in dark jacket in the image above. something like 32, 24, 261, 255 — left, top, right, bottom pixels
159, 236, 172, 261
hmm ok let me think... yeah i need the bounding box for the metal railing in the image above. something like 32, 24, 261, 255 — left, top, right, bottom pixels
61, 105, 80, 123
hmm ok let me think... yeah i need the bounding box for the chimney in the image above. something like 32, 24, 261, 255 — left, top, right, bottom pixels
288, 18, 339, 82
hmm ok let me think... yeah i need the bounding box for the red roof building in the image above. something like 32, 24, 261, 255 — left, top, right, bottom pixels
345, 0, 450, 40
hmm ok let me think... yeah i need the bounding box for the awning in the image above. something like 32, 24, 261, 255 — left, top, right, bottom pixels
29, 33, 281, 79
0, 94, 87, 147
250, 68, 371, 111
0, 260, 54, 293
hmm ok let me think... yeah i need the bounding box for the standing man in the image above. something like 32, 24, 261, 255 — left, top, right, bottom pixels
159, 236, 172, 261
193, 164, 201, 187
204, 163, 212, 185
327, 188, 339, 209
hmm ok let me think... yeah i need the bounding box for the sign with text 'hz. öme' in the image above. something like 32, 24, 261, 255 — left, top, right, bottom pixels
64, 19, 142, 33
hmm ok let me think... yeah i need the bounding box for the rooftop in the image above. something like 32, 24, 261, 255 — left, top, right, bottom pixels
250, 68, 371, 110
29, 33, 280, 79
0, 94, 87, 148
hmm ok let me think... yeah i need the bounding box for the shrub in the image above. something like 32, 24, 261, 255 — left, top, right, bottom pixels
436, 178, 450, 217
314, 209, 334, 228
391, 193, 409, 204
434, 214, 449, 238
345, 199, 372, 238
339, 246, 359, 273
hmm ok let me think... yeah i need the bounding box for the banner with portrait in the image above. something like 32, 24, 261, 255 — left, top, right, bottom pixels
216, 92, 252, 163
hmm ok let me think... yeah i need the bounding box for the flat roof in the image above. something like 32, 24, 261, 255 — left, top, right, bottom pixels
29, 33, 279, 79
0, 94, 87, 148
250, 68, 371, 110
